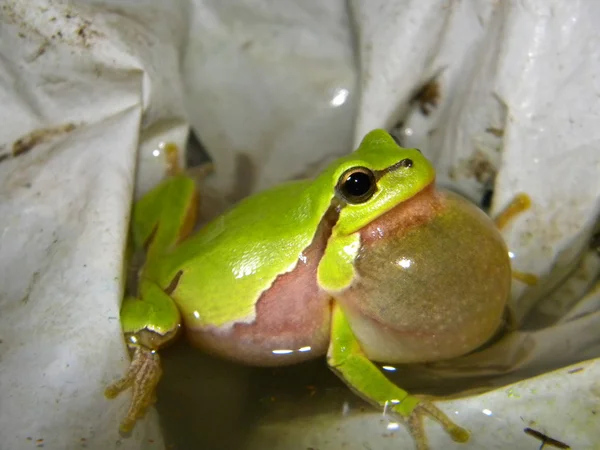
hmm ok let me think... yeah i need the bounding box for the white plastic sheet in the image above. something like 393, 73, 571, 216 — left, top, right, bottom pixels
1, 0, 599, 449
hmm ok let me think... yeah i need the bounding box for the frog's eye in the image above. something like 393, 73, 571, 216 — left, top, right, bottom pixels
337, 167, 377, 204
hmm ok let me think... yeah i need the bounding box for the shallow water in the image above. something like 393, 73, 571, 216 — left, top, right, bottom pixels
156, 340, 351, 450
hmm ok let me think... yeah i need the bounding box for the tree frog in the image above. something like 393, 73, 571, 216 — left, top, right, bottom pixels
107, 129, 524, 450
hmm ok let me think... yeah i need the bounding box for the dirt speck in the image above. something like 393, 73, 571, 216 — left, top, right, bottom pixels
4, 1, 104, 56
30, 41, 50, 61
409, 69, 446, 116
450, 150, 497, 185
411, 79, 441, 116
19, 271, 41, 305
486, 127, 505, 137
74, 19, 100, 47
523, 427, 570, 449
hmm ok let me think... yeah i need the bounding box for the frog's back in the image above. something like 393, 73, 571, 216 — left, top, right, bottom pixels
157, 179, 332, 328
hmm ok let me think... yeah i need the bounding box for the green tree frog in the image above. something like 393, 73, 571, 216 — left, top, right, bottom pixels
107, 129, 523, 450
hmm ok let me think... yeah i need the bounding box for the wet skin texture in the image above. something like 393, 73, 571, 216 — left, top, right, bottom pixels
186, 185, 510, 367
106, 130, 514, 449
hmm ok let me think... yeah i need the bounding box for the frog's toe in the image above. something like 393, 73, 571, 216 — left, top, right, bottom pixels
105, 346, 162, 433
416, 400, 469, 442
396, 398, 469, 450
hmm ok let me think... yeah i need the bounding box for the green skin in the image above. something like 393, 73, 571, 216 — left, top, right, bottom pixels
107, 129, 512, 450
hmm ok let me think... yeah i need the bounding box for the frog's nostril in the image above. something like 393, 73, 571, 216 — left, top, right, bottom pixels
399, 158, 413, 168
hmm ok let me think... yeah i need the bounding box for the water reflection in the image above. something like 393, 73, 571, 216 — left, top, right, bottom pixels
341, 401, 350, 416
396, 257, 412, 269
272, 349, 294, 355
272, 346, 312, 355
383, 399, 401, 416
330, 88, 349, 107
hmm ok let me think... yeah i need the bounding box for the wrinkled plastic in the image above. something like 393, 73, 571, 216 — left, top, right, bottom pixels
0, 0, 598, 449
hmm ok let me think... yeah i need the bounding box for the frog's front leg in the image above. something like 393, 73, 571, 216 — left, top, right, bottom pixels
327, 303, 469, 450
106, 174, 199, 432
105, 281, 181, 432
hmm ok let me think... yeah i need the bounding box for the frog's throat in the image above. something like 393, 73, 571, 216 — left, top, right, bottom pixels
358, 182, 443, 244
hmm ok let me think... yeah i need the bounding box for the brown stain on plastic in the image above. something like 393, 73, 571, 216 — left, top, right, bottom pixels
11, 123, 77, 157
524, 427, 570, 449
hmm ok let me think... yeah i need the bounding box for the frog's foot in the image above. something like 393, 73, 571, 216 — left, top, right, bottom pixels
492, 194, 539, 286
105, 345, 163, 433
494, 193, 531, 230
394, 397, 469, 450
511, 270, 538, 286
163, 141, 215, 180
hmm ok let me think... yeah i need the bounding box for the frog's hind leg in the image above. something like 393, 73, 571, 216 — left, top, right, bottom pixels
106, 280, 182, 432
163, 141, 213, 180
107, 151, 202, 432
493, 193, 538, 286
132, 173, 200, 259
326, 303, 469, 450
493, 193, 531, 231
104, 335, 162, 432
133, 141, 215, 257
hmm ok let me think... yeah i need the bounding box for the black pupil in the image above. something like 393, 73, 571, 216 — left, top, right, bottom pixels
344, 172, 372, 197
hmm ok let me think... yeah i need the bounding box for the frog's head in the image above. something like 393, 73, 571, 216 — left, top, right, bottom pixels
317, 129, 436, 236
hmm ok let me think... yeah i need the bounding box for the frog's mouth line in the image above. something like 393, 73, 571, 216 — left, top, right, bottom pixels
373, 156, 419, 179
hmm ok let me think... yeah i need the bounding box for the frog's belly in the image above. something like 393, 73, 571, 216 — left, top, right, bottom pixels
337, 190, 512, 364
185, 223, 333, 367
185, 286, 331, 367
